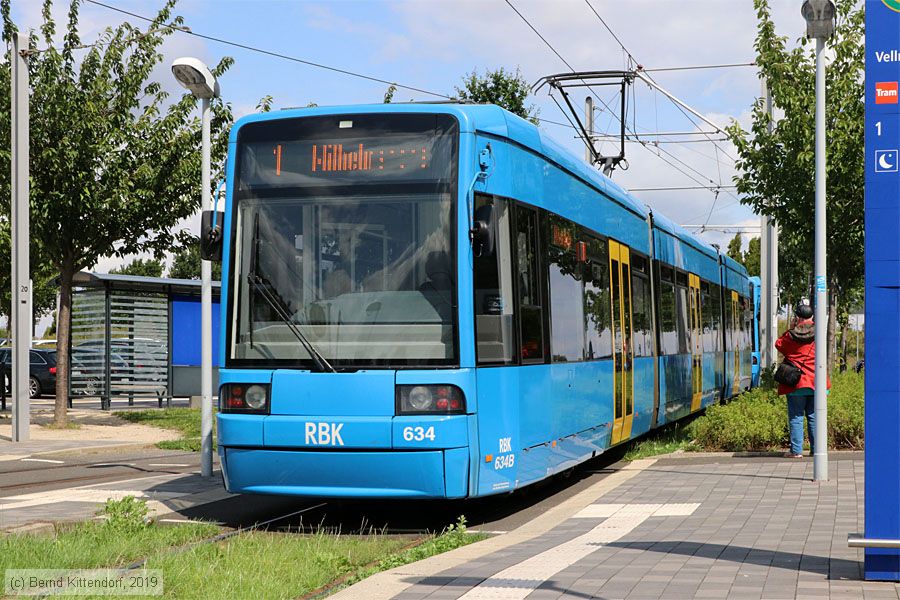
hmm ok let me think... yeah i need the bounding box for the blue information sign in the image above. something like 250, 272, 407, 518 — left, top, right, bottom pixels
865, 0, 900, 582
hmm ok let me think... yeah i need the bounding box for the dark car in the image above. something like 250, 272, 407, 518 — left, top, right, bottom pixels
0, 348, 57, 399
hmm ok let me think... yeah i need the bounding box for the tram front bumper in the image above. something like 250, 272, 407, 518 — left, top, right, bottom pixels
216, 412, 471, 498
219, 446, 469, 499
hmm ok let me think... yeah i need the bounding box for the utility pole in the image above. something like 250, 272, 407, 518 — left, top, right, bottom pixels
11, 32, 31, 442
584, 96, 594, 164
801, 0, 835, 483
760, 79, 779, 369
171, 57, 219, 478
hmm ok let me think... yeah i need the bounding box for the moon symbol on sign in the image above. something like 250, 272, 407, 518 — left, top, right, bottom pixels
879, 153, 896, 171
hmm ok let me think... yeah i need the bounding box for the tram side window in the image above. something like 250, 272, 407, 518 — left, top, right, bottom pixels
700, 282, 713, 352
708, 283, 722, 353
584, 237, 612, 360
473, 195, 517, 365
743, 296, 753, 351
631, 271, 652, 357
724, 292, 734, 352
658, 266, 678, 355
516, 206, 544, 362
547, 218, 584, 363
675, 280, 690, 355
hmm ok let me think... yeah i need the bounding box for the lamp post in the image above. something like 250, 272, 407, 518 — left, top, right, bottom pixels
171, 57, 219, 479
801, 0, 835, 483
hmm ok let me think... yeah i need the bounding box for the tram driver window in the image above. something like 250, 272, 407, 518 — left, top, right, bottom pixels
473, 195, 516, 365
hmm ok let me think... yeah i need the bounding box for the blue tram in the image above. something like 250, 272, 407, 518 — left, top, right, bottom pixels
212, 104, 756, 499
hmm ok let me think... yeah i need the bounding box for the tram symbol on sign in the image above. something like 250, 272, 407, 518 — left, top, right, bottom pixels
876, 149, 899, 173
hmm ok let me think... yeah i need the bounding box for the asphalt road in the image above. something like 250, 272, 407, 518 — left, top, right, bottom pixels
1, 443, 631, 535
0, 447, 205, 497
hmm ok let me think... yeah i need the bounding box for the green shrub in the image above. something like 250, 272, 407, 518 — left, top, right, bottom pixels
100, 496, 150, 533
828, 370, 864, 449
688, 370, 865, 451
688, 387, 787, 451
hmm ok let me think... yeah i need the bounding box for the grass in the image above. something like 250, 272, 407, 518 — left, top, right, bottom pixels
340, 517, 486, 589
0, 499, 219, 573
114, 407, 208, 451
150, 516, 484, 599
623, 421, 697, 460
146, 529, 411, 599
41, 420, 82, 430
3, 499, 486, 600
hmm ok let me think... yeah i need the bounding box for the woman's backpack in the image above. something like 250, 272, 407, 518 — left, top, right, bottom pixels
774, 358, 802, 387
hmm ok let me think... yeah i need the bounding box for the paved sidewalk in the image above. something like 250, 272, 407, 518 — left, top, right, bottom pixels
388, 454, 896, 600
0, 408, 179, 460
0, 470, 231, 532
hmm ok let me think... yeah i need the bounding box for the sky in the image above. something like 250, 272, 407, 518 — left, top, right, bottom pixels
8, 0, 811, 333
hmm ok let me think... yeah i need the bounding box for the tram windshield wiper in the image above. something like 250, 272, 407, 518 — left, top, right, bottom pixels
246, 271, 336, 373
247, 212, 335, 373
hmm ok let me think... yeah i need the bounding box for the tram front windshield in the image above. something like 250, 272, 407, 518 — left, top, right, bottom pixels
230, 114, 459, 368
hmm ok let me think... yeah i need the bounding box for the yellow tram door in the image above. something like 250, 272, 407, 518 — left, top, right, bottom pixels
689, 274, 703, 412
731, 290, 740, 396
609, 240, 635, 444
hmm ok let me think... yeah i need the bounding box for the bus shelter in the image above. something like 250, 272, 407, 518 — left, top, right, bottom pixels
68, 272, 221, 409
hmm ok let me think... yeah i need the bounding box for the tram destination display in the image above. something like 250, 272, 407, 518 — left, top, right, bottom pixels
236, 113, 457, 189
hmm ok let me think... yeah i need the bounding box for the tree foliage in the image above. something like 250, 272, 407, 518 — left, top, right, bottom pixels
110, 258, 165, 278
0, 0, 235, 424
726, 234, 761, 278
168, 235, 221, 280
455, 67, 539, 124
727, 0, 863, 370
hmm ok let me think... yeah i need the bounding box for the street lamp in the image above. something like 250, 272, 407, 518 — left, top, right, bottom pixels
172, 57, 219, 479
801, 0, 835, 483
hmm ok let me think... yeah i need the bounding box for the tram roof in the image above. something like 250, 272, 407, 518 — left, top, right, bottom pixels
721, 253, 750, 275
232, 103, 721, 258
648, 210, 720, 261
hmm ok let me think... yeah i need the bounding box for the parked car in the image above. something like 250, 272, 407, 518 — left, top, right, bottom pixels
70, 349, 129, 397
0, 348, 57, 399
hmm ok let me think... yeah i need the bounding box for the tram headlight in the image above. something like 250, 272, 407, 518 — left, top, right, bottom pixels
396, 385, 466, 415
408, 386, 433, 411
219, 383, 270, 414
245, 385, 268, 410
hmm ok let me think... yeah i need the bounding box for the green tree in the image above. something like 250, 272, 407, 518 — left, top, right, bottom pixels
168, 235, 221, 280
726, 233, 744, 265
727, 0, 863, 372
455, 67, 539, 123
0, 0, 235, 425
725, 234, 761, 278
744, 237, 760, 278
110, 258, 165, 278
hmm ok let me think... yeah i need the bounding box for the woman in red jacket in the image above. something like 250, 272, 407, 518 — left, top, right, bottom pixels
775, 302, 830, 458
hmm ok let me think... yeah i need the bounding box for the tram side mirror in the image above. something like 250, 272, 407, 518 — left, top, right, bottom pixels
471, 204, 496, 257
200, 210, 224, 262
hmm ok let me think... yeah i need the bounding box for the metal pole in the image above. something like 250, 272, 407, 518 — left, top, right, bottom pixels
813, 35, 828, 482
200, 97, 213, 478
11, 33, 30, 442
765, 80, 780, 363
584, 96, 593, 164
767, 218, 780, 344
